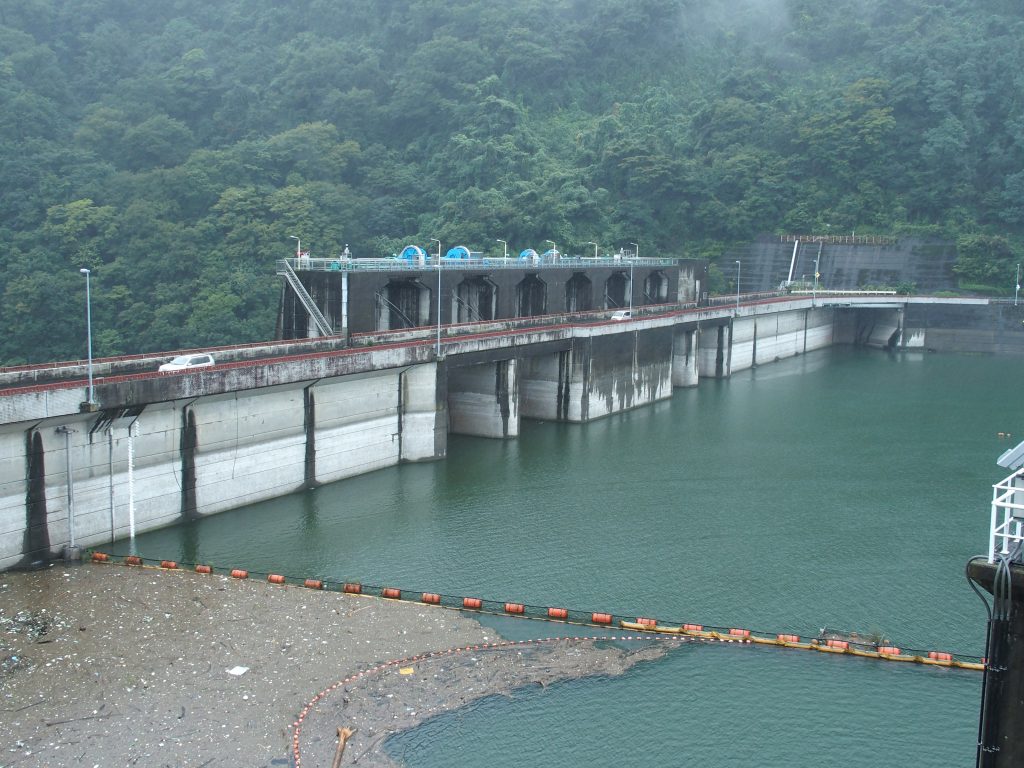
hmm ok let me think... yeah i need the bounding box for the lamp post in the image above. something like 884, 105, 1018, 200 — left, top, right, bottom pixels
735, 260, 741, 311
430, 238, 442, 356
79, 268, 95, 406
545, 239, 556, 259
628, 260, 634, 313
496, 239, 507, 259
629, 242, 639, 260
813, 254, 820, 307
585, 241, 598, 259
1016, 263, 1021, 307
288, 234, 301, 257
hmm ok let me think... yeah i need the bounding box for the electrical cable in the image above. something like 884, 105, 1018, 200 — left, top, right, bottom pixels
974, 541, 1022, 766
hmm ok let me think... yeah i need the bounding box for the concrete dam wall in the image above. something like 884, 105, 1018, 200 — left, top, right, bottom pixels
744, 236, 958, 293
2, 299, 1020, 570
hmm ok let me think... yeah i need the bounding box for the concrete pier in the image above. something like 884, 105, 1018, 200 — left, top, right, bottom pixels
447, 360, 519, 438
671, 328, 698, 387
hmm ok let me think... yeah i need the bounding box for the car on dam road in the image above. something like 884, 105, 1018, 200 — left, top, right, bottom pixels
610, 310, 632, 321
158, 353, 216, 372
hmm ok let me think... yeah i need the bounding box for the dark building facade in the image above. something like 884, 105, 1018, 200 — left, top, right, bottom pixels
277, 256, 708, 340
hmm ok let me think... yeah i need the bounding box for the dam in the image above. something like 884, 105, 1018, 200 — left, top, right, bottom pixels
1, 246, 1024, 570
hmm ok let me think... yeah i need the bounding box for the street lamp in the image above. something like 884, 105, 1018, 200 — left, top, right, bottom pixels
79, 268, 95, 405
496, 239, 507, 259
430, 239, 442, 356
1016, 264, 1021, 307
628, 260, 634, 313
545, 239, 556, 259
288, 234, 301, 257
735, 260, 741, 311
585, 241, 598, 259
629, 242, 639, 260
813, 254, 820, 306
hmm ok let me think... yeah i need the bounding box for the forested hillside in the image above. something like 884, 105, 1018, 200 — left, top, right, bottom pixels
2, 0, 1023, 363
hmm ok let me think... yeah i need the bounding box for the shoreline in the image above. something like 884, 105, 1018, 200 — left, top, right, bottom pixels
0, 563, 674, 767
293, 637, 676, 767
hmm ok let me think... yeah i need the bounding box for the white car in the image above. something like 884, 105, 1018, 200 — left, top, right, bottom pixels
610, 310, 632, 321
158, 353, 216, 372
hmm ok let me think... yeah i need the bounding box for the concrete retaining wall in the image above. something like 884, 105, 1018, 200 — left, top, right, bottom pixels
900, 303, 1024, 355
0, 365, 444, 570
518, 352, 568, 422
578, 329, 674, 421
190, 386, 308, 515
730, 307, 835, 373
447, 360, 519, 438
671, 329, 699, 387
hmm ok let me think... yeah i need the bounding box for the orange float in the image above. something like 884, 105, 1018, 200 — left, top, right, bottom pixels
194, 564, 212, 574
547, 607, 568, 620
421, 593, 441, 605
381, 587, 401, 599
504, 603, 525, 615
343, 583, 362, 594
267, 574, 286, 584
463, 597, 482, 610
592, 613, 613, 625
303, 579, 323, 590
230, 569, 248, 579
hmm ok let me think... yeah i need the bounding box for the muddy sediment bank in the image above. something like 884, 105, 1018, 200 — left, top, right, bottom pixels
295, 638, 675, 767
0, 564, 677, 767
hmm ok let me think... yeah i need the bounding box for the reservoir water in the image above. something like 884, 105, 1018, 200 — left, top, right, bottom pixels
122, 347, 1022, 766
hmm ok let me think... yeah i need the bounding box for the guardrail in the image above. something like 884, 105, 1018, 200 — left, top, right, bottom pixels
789, 289, 898, 296
286, 255, 680, 272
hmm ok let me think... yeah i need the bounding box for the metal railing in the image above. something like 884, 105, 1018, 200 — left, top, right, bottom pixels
276, 260, 333, 336
789, 289, 898, 296
284, 255, 679, 273
991, 467, 1024, 562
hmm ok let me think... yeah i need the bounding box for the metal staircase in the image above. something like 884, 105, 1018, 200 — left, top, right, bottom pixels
276, 259, 333, 336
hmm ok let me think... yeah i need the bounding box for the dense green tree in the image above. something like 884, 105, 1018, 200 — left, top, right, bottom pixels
953, 234, 1015, 286
1, 0, 1023, 362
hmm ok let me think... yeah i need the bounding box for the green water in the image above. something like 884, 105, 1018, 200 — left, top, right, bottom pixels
125, 347, 1023, 766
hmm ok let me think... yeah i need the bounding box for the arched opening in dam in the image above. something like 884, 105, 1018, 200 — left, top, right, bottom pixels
643, 270, 669, 304
604, 271, 629, 309
454, 276, 498, 323
516, 274, 547, 317
376, 278, 430, 330
565, 273, 593, 313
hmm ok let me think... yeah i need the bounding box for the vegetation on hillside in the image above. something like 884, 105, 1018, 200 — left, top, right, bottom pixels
2, 0, 1023, 362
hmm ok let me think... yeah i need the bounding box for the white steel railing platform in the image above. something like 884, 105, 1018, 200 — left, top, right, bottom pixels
990, 467, 1024, 562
